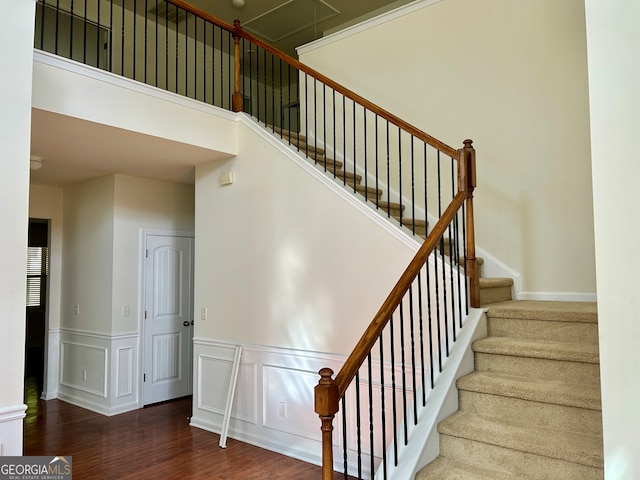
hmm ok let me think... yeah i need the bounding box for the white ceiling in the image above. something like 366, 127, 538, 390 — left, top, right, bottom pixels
29, 0, 413, 188
29, 109, 231, 187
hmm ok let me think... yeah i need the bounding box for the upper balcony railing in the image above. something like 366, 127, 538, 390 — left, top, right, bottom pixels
34, 1, 480, 477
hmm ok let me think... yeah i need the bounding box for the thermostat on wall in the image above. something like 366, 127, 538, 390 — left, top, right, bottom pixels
218, 171, 234, 186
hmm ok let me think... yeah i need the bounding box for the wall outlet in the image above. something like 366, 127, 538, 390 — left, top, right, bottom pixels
74, 304, 80, 315
122, 305, 130, 316
82, 370, 87, 381
200, 308, 207, 321
279, 401, 287, 418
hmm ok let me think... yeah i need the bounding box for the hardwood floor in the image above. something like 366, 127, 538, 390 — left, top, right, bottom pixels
23, 379, 349, 479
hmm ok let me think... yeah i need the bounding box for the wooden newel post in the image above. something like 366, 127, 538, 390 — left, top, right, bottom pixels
458, 139, 479, 308
315, 368, 339, 480
232, 20, 243, 113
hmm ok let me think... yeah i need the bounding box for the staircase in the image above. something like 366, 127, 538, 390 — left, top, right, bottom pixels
270, 125, 603, 480
416, 299, 604, 479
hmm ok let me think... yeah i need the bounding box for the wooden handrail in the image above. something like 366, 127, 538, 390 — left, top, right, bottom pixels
166, 0, 458, 158
333, 190, 467, 396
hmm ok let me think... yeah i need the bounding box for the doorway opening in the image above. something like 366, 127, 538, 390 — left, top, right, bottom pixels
25, 218, 50, 402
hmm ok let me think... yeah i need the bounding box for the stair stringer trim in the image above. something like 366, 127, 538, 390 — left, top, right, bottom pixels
245, 117, 422, 253
377, 307, 487, 480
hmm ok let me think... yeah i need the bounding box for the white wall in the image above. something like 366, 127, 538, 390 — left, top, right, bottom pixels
29, 185, 64, 399
584, 1, 640, 478
194, 121, 418, 355
0, 0, 36, 455
298, 0, 596, 299
112, 174, 194, 335
62, 176, 115, 334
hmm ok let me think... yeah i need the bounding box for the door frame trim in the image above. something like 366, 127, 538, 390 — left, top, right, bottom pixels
138, 229, 194, 409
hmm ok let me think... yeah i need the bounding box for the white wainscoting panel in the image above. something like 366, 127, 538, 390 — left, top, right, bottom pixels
42, 328, 60, 400
0, 404, 28, 456
57, 329, 139, 416
109, 333, 139, 415
262, 364, 319, 441
60, 341, 108, 397
191, 338, 346, 466
116, 347, 133, 397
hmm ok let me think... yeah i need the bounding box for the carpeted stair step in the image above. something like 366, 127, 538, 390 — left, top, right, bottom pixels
370, 200, 404, 216
457, 372, 602, 436
486, 300, 599, 343
473, 337, 600, 385
353, 184, 383, 200
438, 411, 603, 479
392, 216, 428, 236
479, 277, 513, 304
332, 170, 362, 183
415, 456, 516, 480
312, 158, 344, 171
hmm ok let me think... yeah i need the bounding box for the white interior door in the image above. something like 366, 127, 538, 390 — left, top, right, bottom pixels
143, 234, 194, 405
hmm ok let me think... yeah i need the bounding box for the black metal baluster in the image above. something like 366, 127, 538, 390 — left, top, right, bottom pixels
378, 332, 388, 480
155, 0, 158, 86
389, 314, 398, 466
411, 136, 415, 234
194, 16, 198, 100
120, 0, 124, 76
438, 153, 450, 356
386, 122, 390, 213
311, 78, 316, 160
38, 0, 45, 50
108, 0, 113, 71
462, 201, 469, 314
272, 54, 276, 128
409, 285, 417, 425
203, 19, 206, 103
96, 0, 101, 69
355, 371, 362, 479
417, 270, 426, 406
322, 84, 326, 170
342, 396, 348, 479
342, 95, 346, 184
367, 354, 374, 479
364, 109, 368, 201
164, 0, 168, 90
398, 128, 403, 225
69, 0, 74, 60
132, 0, 136, 79
352, 101, 356, 193
399, 302, 408, 445
174, 3, 178, 93
184, 10, 188, 97
426, 250, 435, 387
55, 0, 60, 55
263, 48, 267, 124
144, 0, 148, 83
375, 115, 379, 209
82, 0, 87, 64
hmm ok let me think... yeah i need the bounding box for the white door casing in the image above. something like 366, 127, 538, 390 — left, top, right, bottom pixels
142, 234, 194, 405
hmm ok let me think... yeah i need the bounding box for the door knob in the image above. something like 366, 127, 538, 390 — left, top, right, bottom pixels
183, 321, 190, 327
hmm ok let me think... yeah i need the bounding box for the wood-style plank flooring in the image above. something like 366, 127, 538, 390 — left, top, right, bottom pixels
23, 379, 349, 479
